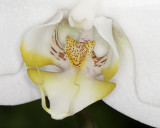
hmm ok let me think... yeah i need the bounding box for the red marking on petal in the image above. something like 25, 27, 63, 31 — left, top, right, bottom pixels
50, 51, 55, 56
54, 30, 64, 51
51, 46, 57, 53
101, 59, 107, 64
58, 52, 66, 61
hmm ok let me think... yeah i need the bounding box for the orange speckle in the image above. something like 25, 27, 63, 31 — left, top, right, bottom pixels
64, 35, 96, 68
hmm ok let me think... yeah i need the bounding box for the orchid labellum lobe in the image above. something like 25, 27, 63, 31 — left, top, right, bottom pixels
20, 11, 119, 119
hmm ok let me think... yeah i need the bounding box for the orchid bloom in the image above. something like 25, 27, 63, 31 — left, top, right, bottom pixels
1, 0, 160, 127
20, 10, 119, 119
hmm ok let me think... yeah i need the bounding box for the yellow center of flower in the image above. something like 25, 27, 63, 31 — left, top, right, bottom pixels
65, 36, 96, 68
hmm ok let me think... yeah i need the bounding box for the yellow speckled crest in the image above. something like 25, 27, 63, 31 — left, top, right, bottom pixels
65, 36, 95, 67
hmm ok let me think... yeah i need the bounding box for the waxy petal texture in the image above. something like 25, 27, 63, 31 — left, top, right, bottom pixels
20, 11, 119, 119
28, 69, 115, 119
103, 21, 160, 128
1, 0, 160, 127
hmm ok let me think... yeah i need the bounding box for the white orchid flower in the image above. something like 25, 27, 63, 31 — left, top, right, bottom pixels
0, 0, 160, 127
20, 9, 119, 119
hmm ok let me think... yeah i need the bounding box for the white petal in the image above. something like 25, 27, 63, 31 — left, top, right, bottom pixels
0, 0, 78, 75
0, 64, 40, 105
103, 20, 160, 128
0, 4, 74, 105
93, 17, 118, 58
97, 1, 160, 127
21, 11, 65, 68
93, 17, 119, 82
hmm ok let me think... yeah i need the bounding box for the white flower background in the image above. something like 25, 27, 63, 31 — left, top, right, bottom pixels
0, 0, 160, 127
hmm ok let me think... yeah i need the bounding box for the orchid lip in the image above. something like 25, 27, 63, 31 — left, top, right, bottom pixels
20, 11, 119, 119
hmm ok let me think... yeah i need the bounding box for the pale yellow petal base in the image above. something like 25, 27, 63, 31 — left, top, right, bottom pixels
102, 60, 119, 82
21, 41, 53, 68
